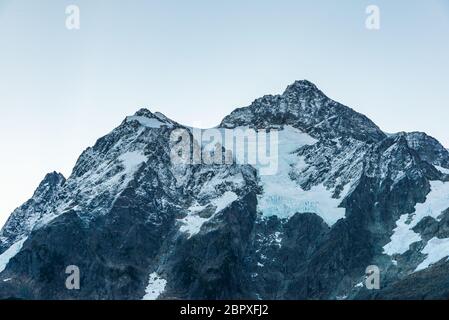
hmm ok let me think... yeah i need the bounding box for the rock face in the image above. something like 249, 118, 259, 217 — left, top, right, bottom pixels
1, 80, 449, 300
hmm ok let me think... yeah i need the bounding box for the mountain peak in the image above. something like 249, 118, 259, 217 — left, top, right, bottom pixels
133, 108, 167, 120
38, 172, 66, 190
282, 80, 327, 99
220, 80, 385, 142
284, 79, 319, 93
126, 108, 176, 128
134, 107, 154, 117
33, 171, 66, 198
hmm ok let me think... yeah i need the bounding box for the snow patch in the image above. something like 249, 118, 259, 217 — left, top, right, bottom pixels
255, 126, 350, 226
415, 237, 449, 272
143, 272, 167, 300
274, 232, 282, 247
118, 151, 148, 176
383, 215, 422, 255
393, 171, 406, 184
258, 183, 350, 226
126, 116, 172, 128
384, 180, 449, 256
0, 237, 27, 273
178, 214, 207, 238
179, 191, 238, 238
435, 165, 449, 174
214, 191, 238, 213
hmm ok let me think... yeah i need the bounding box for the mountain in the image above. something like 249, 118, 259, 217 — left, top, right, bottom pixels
1, 80, 449, 300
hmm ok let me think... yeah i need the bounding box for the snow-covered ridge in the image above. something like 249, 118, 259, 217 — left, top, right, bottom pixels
1, 113, 158, 251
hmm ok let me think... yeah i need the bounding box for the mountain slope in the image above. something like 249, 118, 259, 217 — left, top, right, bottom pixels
1, 80, 449, 300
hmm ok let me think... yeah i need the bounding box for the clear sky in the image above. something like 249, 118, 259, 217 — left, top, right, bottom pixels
1, 0, 448, 227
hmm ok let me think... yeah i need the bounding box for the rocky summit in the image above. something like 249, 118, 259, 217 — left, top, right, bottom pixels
1, 80, 449, 300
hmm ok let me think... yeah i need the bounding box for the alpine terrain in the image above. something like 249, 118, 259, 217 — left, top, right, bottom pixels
1, 80, 449, 300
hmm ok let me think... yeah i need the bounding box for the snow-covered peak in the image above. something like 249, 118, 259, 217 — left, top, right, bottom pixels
220, 80, 386, 143
126, 108, 176, 128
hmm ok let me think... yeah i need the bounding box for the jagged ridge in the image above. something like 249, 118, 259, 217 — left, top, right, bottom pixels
1, 80, 449, 300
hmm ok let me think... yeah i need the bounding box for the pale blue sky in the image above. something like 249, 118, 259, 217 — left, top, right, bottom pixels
1, 0, 449, 226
